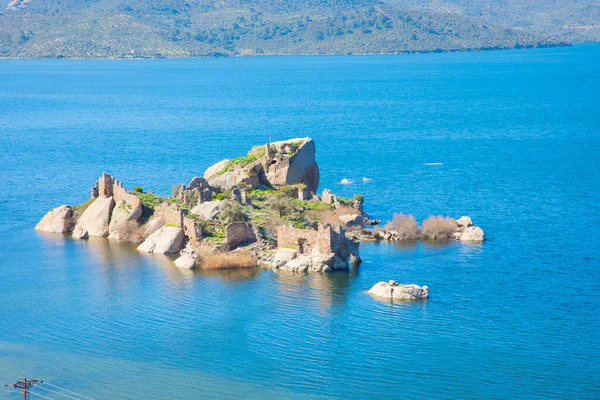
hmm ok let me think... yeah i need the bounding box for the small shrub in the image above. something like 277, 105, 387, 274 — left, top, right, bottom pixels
136, 192, 162, 209
278, 185, 300, 199
421, 215, 457, 240
73, 197, 95, 214
219, 200, 247, 224
133, 186, 143, 193
270, 195, 293, 217
200, 252, 256, 270
353, 194, 364, 204
213, 193, 225, 201
385, 213, 418, 240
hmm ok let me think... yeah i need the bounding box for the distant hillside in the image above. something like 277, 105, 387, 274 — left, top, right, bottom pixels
384, 0, 600, 42
0, 0, 570, 58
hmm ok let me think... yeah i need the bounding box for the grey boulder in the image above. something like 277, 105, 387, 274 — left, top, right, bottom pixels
35, 205, 76, 233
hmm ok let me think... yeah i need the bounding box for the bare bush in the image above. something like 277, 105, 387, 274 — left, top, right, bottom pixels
421, 215, 457, 240
384, 213, 419, 240
200, 252, 256, 270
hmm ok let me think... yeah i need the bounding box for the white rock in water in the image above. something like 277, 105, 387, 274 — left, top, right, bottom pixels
362, 177, 372, 182
137, 226, 184, 254
340, 178, 353, 185
456, 216, 473, 228
35, 205, 76, 233
368, 281, 429, 301
174, 253, 197, 269
72, 196, 115, 238
460, 226, 485, 242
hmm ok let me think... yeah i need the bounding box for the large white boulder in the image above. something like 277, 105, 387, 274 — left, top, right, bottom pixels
369, 281, 429, 301
190, 200, 224, 222
280, 256, 312, 272
137, 226, 184, 254
204, 159, 260, 191
456, 216, 473, 228
339, 213, 364, 229
143, 216, 165, 238
72, 196, 115, 238
108, 199, 143, 241
460, 226, 485, 242
35, 205, 76, 233
174, 245, 198, 269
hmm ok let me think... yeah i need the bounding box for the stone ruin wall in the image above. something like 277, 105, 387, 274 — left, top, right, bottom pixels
276, 224, 334, 254
153, 202, 202, 244
226, 222, 256, 250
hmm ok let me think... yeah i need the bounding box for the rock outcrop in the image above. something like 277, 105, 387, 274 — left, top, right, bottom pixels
72, 196, 115, 238
338, 213, 364, 229
369, 281, 429, 301
143, 216, 165, 238
35, 205, 76, 233
137, 226, 185, 254
190, 200, 224, 221
261, 138, 320, 192
203, 138, 320, 192
108, 199, 143, 241
460, 226, 485, 242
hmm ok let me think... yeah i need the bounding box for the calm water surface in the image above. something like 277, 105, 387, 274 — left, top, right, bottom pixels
0, 44, 599, 399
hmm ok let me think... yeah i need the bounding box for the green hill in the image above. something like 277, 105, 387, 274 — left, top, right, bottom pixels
0, 0, 572, 58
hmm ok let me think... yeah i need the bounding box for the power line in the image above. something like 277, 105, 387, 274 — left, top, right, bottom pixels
40, 383, 94, 400
4, 378, 43, 400
35, 385, 83, 400
27, 392, 55, 400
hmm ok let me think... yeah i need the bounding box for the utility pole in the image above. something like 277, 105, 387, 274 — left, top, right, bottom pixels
4, 378, 43, 400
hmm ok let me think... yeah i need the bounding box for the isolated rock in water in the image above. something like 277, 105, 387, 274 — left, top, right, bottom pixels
137, 226, 184, 254
190, 200, 224, 222
35, 205, 76, 233
339, 213, 364, 229
72, 196, 115, 238
174, 245, 198, 269
460, 226, 485, 242
143, 216, 165, 238
369, 281, 429, 301
204, 159, 260, 190
456, 216, 473, 228
262, 138, 320, 192
108, 199, 143, 241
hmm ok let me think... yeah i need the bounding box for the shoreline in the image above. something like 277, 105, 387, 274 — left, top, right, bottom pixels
0, 42, 573, 61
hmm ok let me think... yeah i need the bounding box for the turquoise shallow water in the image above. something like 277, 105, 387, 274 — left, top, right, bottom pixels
0, 44, 599, 399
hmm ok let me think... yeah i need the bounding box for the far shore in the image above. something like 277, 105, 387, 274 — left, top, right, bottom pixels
0, 42, 573, 61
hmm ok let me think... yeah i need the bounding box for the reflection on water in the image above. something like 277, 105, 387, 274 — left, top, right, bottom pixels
195, 267, 261, 282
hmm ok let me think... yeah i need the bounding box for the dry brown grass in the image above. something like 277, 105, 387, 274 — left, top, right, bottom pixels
384, 213, 419, 240
200, 252, 256, 270
421, 215, 457, 240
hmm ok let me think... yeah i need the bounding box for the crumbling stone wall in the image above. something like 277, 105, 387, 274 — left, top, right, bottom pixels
153, 202, 202, 244
276, 223, 359, 261
113, 180, 141, 208
226, 222, 256, 250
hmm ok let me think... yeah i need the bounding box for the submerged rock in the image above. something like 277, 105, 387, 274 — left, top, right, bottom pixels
137, 226, 184, 254
35, 205, 76, 233
368, 281, 429, 301
72, 196, 115, 238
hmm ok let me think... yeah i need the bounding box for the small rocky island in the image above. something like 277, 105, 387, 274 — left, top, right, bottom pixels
36, 138, 484, 279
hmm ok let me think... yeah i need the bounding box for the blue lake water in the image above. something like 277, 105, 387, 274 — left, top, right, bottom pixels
1, 44, 599, 399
